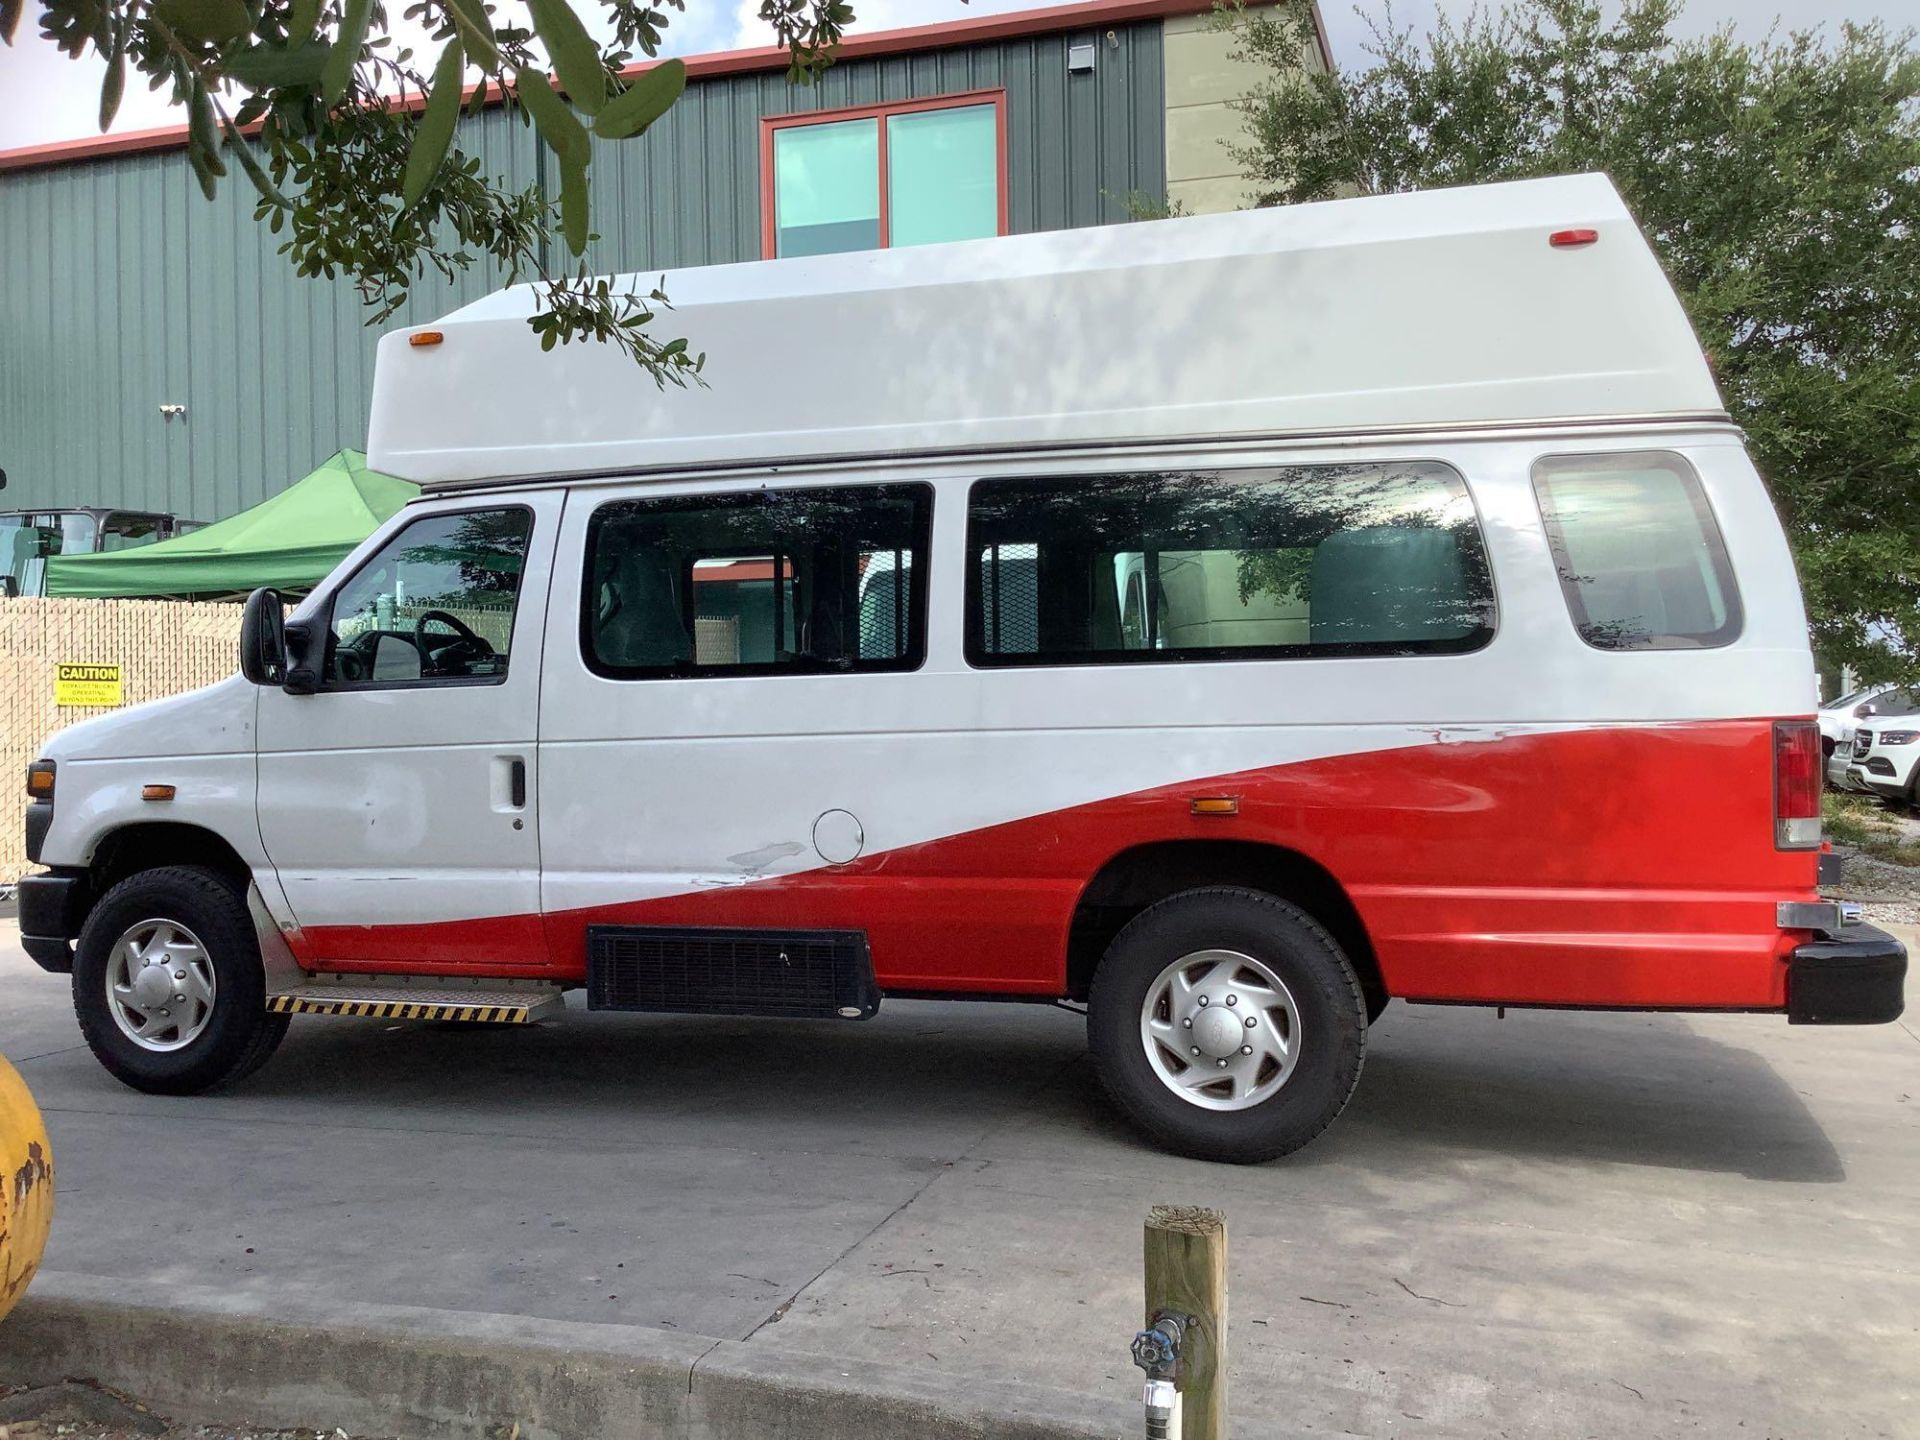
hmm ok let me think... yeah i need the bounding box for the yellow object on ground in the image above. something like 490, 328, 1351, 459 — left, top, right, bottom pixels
0, 1054, 53, 1322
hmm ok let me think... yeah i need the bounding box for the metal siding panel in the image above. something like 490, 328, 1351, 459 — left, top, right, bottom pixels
0, 24, 1166, 518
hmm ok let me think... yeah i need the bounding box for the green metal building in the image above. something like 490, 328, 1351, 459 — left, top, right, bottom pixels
0, 0, 1322, 525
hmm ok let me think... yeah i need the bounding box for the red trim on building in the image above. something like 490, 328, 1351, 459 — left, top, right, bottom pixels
758, 89, 1010, 260
0, 0, 1317, 175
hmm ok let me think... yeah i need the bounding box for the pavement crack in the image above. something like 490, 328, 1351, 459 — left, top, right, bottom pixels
739, 1164, 949, 1342
12, 1044, 85, 1064
1393, 1277, 1464, 1307
735, 1047, 1089, 1343
685, 1336, 724, 1395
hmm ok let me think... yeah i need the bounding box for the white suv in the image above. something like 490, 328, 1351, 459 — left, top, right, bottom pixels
1826, 686, 1915, 790
1849, 709, 1920, 804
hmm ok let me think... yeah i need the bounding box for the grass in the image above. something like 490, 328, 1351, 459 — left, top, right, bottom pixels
1823, 790, 1920, 868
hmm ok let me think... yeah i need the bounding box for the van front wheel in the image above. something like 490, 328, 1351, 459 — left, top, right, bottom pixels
1088, 888, 1366, 1163
72, 866, 290, 1095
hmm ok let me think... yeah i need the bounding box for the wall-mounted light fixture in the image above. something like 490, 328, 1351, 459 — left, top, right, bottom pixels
159, 403, 186, 423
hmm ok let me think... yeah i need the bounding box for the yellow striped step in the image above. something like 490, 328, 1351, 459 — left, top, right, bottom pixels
267, 983, 565, 1024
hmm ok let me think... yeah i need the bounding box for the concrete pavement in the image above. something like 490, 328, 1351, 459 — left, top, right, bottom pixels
2, 920, 1915, 1437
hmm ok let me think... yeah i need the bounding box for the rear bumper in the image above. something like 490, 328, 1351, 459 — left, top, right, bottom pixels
16, 868, 90, 974
1788, 923, 1906, 1024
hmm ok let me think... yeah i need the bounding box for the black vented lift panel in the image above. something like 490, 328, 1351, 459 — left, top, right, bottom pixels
586, 925, 882, 1020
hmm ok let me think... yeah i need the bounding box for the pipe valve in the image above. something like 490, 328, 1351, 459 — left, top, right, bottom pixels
1131, 1312, 1185, 1439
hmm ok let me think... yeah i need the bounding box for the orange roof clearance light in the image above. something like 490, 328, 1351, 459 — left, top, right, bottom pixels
409, 330, 445, 348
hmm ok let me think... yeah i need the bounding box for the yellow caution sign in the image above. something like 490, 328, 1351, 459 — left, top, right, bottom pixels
0, 1054, 53, 1322
54, 662, 122, 707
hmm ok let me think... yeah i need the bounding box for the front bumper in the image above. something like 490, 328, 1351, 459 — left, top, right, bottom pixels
16, 868, 90, 974
1788, 922, 1906, 1024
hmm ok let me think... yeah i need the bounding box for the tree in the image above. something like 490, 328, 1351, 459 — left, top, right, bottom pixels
1226, 0, 1920, 679
3, 0, 851, 379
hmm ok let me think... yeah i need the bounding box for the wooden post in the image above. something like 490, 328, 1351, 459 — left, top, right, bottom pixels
1144, 1205, 1228, 1440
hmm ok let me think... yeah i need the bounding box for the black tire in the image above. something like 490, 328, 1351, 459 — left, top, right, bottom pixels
1088, 887, 1366, 1163
72, 865, 290, 1095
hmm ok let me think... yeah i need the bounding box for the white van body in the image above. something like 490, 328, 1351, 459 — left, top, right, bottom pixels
20, 174, 1903, 1161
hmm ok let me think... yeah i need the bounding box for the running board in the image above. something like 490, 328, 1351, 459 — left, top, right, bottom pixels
267, 980, 565, 1024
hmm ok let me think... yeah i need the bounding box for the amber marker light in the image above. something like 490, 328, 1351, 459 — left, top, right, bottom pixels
409, 330, 445, 348
141, 784, 176, 802
25, 761, 54, 801
1189, 796, 1240, 817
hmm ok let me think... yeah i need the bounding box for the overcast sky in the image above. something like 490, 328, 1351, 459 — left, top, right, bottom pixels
2, 0, 1916, 150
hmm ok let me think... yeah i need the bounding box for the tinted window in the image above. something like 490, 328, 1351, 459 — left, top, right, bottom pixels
583, 483, 931, 679
324, 508, 531, 687
966, 464, 1494, 667
1532, 453, 1740, 651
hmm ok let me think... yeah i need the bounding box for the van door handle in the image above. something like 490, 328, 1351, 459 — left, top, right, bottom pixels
492, 755, 528, 812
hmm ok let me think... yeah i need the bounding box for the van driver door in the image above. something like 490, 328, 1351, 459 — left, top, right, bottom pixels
255, 492, 562, 973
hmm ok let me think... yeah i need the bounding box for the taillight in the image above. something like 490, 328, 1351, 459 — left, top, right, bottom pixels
1774, 721, 1820, 849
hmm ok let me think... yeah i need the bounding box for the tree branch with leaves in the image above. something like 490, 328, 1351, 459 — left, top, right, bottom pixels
1223, 0, 1920, 679
5, 0, 854, 379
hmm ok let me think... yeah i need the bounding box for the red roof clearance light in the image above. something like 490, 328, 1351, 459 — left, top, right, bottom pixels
1550, 228, 1599, 248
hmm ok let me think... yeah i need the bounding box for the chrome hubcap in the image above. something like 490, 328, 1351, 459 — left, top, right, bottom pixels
106, 919, 217, 1052
1140, 948, 1300, 1112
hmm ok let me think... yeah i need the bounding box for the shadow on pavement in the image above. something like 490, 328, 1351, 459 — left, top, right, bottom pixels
200, 999, 1847, 1183
1332, 1007, 1845, 1184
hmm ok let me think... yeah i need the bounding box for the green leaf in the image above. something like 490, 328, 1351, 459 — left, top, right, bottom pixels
402, 40, 467, 211
592, 58, 684, 139
152, 0, 252, 45
99, 21, 126, 129
322, 0, 374, 103
188, 82, 228, 177
515, 65, 589, 165
557, 149, 590, 255
224, 40, 330, 89
445, 0, 500, 71
285, 0, 321, 46
525, 0, 606, 115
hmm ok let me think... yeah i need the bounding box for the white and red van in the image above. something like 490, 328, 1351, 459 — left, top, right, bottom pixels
18, 175, 1904, 1161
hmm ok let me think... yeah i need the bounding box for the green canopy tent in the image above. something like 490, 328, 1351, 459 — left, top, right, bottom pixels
45, 451, 418, 599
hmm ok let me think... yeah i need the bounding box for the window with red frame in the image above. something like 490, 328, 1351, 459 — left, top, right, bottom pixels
765, 95, 1005, 259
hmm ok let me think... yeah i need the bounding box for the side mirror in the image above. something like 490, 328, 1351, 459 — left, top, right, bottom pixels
1858, 703, 1878, 719
239, 588, 289, 686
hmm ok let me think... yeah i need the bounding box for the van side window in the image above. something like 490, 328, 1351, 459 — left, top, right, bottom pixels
965, 464, 1494, 667
1532, 452, 1741, 650
323, 508, 532, 687
582, 483, 932, 679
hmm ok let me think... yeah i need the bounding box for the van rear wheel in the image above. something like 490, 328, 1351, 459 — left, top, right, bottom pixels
72, 866, 289, 1095
1088, 887, 1366, 1163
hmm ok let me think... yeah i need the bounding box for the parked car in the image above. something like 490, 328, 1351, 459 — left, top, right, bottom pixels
15, 174, 1906, 1164
1848, 704, 1920, 805
1824, 685, 1915, 789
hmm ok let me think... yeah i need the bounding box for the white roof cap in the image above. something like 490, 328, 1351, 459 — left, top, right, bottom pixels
368, 172, 1724, 487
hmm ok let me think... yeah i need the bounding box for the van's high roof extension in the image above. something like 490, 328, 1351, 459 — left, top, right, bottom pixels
368, 173, 1726, 488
